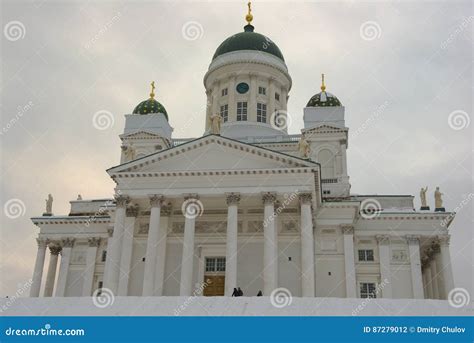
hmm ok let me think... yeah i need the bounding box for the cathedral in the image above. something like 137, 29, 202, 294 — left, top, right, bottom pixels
29, 4, 456, 301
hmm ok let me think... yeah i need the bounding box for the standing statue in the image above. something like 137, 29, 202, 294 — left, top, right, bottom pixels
124, 144, 135, 161
434, 187, 444, 211
298, 136, 311, 159
77, 194, 82, 200
209, 113, 222, 135
45, 194, 53, 214
420, 186, 428, 209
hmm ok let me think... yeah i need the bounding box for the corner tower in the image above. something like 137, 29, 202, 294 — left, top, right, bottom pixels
203, 2, 292, 139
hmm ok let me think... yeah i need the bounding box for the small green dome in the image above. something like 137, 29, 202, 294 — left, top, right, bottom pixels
133, 98, 168, 120
213, 24, 285, 62
307, 91, 342, 107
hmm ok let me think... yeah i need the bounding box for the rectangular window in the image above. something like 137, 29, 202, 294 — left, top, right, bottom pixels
258, 86, 266, 95
205, 258, 216, 272
221, 88, 228, 96
358, 249, 374, 262
275, 92, 280, 101
220, 104, 228, 122
205, 257, 226, 272
257, 103, 267, 123
101, 250, 107, 262
360, 282, 377, 298
237, 102, 247, 121
97, 281, 103, 296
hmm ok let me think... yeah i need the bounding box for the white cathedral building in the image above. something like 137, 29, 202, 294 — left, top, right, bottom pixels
28, 7, 456, 301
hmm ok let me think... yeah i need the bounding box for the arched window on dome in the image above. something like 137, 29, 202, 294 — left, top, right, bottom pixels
318, 149, 335, 179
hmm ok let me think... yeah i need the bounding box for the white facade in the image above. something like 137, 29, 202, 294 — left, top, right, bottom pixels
28, 19, 456, 302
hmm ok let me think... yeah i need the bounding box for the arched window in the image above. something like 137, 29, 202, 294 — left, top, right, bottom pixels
318, 149, 335, 178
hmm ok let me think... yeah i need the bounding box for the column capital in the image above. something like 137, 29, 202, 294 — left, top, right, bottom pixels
226, 193, 241, 206
405, 235, 420, 245
107, 227, 114, 237
36, 238, 49, 248
49, 244, 62, 255
183, 193, 199, 201
298, 192, 312, 204
340, 224, 354, 235
431, 242, 441, 254
115, 194, 130, 208
126, 203, 139, 217
149, 195, 164, 207
437, 235, 450, 247
61, 238, 75, 248
376, 235, 391, 245
262, 192, 277, 205
161, 203, 172, 216
88, 237, 101, 247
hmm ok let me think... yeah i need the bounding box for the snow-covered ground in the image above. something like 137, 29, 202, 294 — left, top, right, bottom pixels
1, 297, 472, 316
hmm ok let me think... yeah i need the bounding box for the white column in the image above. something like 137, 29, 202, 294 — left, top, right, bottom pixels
299, 193, 315, 297
429, 254, 440, 299
225, 193, 240, 296
425, 266, 434, 299
118, 208, 137, 296
342, 225, 356, 298
228, 74, 236, 122
211, 82, 219, 119
406, 235, 424, 299
55, 238, 74, 297
268, 77, 276, 117
376, 235, 393, 298
43, 244, 61, 297
180, 194, 199, 296
154, 204, 171, 296
30, 238, 48, 297
82, 238, 100, 296
438, 235, 455, 298
205, 90, 212, 131
432, 240, 447, 299
105, 195, 129, 294
143, 195, 163, 296
249, 73, 257, 121
102, 227, 113, 290
262, 192, 278, 295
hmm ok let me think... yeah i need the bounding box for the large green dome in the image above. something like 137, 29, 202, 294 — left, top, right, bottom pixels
133, 98, 168, 120
212, 24, 285, 62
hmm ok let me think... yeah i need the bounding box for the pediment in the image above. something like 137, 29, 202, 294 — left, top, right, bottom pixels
120, 130, 164, 140
108, 135, 317, 174
302, 124, 348, 134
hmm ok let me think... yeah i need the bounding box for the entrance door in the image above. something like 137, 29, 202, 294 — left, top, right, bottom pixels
203, 257, 225, 296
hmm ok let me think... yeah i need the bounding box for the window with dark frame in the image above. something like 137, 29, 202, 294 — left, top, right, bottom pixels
275, 92, 280, 101
257, 103, 267, 123
360, 282, 377, 298
237, 101, 248, 121
220, 104, 228, 122
221, 88, 228, 96
258, 86, 266, 95
358, 249, 374, 262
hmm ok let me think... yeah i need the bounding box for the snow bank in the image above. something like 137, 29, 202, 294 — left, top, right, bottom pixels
1, 297, 472, 316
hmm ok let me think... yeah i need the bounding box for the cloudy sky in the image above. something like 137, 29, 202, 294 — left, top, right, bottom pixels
1, 0, 472, 297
